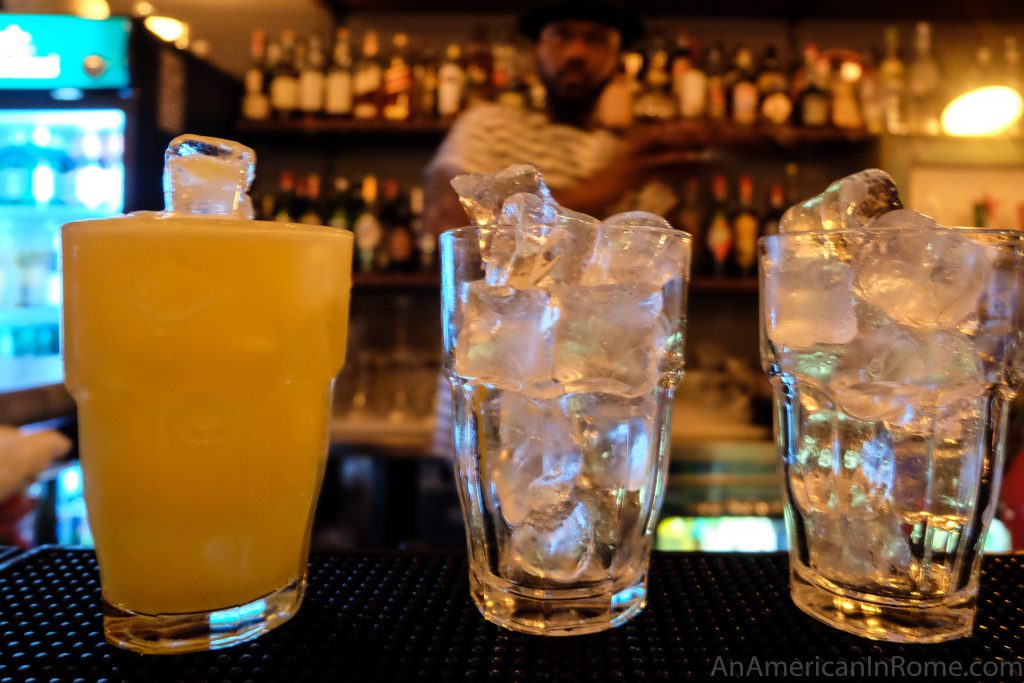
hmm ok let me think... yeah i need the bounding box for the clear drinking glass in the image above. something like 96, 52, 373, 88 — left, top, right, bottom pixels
440, 223, 691, 635
61, 136, 354, 654
760, 227, 1024, 643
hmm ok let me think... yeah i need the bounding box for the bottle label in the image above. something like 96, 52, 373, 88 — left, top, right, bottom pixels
680, 71, 707, 118
270, 76, 298, 111
707, 216, 732, 264
733, 82, 758, 125
325, 72, 353, 114
299, 72, 325, 113
734, 214, 759, 270
438, 68, 465, 116
761, 92, 792, 125
802, 95, 828, 127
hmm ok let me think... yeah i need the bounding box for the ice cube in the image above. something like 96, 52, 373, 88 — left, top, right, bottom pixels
604, 211, 674, 230
163, 134, 255, 218
829, 324, 984, 424
509, 501, 594, 583
454, 282, 556, 393
780, 169, 901, 233
551, 284, 665, 397
505, 220, 599, 288
451, 164, 553, 226
567, 393, 659, 490
583, 221, 689, 288
763, 236, 857, 348
499, 192, 560, 226
853, 229, 990, 328
866, 208, 940, 231
488, 394, 579, 526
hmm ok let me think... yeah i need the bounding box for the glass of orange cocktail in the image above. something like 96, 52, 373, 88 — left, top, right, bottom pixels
61, 136, 352, 654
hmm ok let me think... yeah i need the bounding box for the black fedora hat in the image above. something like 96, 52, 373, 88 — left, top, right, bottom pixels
517, 0, 646, 46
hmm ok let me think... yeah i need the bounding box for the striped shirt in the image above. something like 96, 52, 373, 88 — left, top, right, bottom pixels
429, 103, 624, 458
429, 102, 625, 190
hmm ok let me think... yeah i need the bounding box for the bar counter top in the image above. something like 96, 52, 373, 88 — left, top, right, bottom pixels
0, 547, 1021, 680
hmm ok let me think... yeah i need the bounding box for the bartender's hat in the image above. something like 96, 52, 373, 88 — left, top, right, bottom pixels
517, 0, 646, 47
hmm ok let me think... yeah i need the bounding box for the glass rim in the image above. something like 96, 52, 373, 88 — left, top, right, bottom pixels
441, 223, 693, 244
759, 226, 1024, 245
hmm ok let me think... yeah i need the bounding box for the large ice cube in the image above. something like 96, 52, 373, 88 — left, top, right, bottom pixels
866, 208, 939, 231
583, 221, 689, 288
499, 192, 559, 226
780, 169, 901, 233
503, 220, 598, 288
451, 164, 553, 226
763, 238, 857, 348
604, 211, 674, 230
551, 284, 665, 397
853, 229, 990, 328
163, 134, 255, 218
509, 501, 594, 583
567, 393, 659, 490
454, 282, 555, 392
829, 324, 984, 424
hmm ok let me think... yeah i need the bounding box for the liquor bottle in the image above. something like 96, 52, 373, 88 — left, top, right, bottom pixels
438, 43, 466, 119
492, 29, 524, 108
730, 45, 759, 126
324, 28, 354, 117
831, 59, 864, 130
879, 26, 907, 135
732, 176, 760, 277
242, 29, 271, 120
859, 52, 884, 134
412, 44, 439, 120
761, 183, 786, 237
757, 45, 791, 125
704, 174, 732, 277
410, 186, 435, 270
269, 30, 299, 117
673, 33, 707, 119
292, 174, 309, 223
298, 35, 326, 116
353, 31, 383, 120
595, 66, 633, 129
327, 176, 353, 230
273, 170, 296, 222
676, 177, 703, 273
705, 42, 728, 120
384, 182, 416, 272
464, 24, 493, 106
299, 173, 322, 225
798, 56, 830, 127
907, 22, 941, 135
634, 41, 677, 121
375, 179, 400, 271
383, 33, 413, 121
354, 175, 382, 273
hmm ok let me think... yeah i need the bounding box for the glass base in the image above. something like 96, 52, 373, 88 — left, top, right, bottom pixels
791, 565, 975, 644
102, 574, 305, 654
470, 569, 646, 636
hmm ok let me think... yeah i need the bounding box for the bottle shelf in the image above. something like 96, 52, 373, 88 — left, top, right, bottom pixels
237, 116, 878, 150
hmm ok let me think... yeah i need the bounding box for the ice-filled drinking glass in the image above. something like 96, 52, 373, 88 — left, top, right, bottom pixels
441, 222, 691, 635
61, 136, 353, 653
761, 227, 1024, 643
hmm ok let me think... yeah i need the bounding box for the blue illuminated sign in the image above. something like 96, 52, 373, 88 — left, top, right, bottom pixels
0, 15, 130, 90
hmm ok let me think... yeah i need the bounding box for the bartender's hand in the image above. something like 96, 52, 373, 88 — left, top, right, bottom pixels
554, 122, 710, 217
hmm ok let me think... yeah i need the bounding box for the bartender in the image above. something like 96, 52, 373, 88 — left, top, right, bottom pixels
424, 0, 695, 235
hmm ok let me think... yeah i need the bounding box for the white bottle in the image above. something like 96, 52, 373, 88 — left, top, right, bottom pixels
437, 43, 466, 118
324, 27, 353, 116
298, 35, 326, 115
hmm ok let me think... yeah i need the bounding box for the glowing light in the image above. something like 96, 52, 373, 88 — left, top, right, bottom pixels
132, 1, 155, 17
59, 466, 82, 496
839, 60, 863, 83
73, 0, 111, 20
81, 131, 102, 159
31, 162, 55, 204
30, 125, 51, 147
75, 162, 106, 210
144, 16, 187, 44
941, 86, 1024, 137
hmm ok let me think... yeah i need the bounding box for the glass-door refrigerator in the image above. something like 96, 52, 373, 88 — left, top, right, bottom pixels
0, 13, 239, 388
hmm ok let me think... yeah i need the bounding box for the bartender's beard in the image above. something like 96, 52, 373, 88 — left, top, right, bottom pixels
544, 78, 610, 129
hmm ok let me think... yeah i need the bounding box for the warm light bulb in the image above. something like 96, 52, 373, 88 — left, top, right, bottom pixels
941, 85, 1024, 136
144, 16, 187, 43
